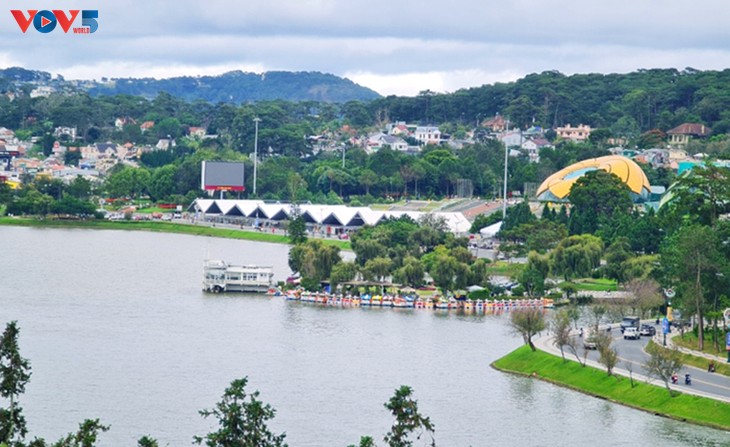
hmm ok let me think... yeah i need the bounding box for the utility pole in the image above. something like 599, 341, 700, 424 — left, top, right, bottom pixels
342, 144, 346, 168
253, 117, 261, 196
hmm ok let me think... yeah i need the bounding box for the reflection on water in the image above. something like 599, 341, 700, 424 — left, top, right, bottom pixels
509, 376, 538, 407
597, 401, 617, 428
1, 227, 729, 447
653, 420, 730, 447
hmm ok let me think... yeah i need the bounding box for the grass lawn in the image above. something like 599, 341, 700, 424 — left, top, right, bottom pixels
666, 336, 730, 374
485, 261, 525, 277
649, 340, 730, 377
0, 217, 351, 250
559, 278, 619, 292
493, 345, 730, 431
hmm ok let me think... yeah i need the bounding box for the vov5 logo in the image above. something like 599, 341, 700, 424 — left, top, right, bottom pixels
11, 10, 98, 34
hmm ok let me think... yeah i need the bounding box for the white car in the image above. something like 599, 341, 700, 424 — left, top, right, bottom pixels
623, 327, 640, 340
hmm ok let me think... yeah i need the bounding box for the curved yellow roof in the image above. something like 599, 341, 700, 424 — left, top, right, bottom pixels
536, 155, 651, 201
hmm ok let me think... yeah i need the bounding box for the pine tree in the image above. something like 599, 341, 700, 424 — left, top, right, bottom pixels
0, 321, 32, 446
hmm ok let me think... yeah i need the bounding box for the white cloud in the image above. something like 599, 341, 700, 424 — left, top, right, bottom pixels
347, 69, 523, 96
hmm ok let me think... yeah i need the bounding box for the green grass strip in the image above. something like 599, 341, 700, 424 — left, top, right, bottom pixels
0, 217, 351, 250
558, 279, 619, 292
672, 333, 730, 358
492, 345, 730, 431
649, 339, 730, 377
485, 261, 525, 277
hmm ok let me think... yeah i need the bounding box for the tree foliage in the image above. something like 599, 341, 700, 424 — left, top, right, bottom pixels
383, 386, 435, 447
508, 308, 546, 351
0, 321, 31, 445
194, 377, 287, 447
568, 170, 633, 235
660, 224, 724, 350
550, 234, 603, 280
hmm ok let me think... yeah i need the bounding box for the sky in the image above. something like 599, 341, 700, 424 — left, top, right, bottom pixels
2, 0, 730, 97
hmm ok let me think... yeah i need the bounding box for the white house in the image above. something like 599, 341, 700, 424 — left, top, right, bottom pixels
414, 126, 441, 145
499, 130, 524, 148
367, 133, 409, 152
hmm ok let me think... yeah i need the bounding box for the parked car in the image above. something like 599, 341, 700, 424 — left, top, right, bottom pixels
583, 330, 598, 350
639, 324, 656, 336
623, 327, 640, 340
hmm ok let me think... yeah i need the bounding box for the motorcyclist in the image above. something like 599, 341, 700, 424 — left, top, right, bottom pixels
684, 373, 691, 385
671, 373, 678, 384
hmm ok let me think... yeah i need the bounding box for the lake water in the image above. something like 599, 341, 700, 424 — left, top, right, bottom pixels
1, 226, 728, 446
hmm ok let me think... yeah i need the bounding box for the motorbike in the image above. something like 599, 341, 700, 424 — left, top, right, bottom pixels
684, 374, 692, 385
671, 374, 678, 384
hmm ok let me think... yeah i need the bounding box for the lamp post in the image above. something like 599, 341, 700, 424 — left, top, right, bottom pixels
502, 138, 508, 219
253, 117, 261, 196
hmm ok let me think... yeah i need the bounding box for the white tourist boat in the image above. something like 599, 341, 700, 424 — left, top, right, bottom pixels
203, 259, 274, 293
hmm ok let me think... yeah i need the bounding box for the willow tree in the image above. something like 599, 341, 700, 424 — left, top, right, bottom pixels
550, 234, 604, 280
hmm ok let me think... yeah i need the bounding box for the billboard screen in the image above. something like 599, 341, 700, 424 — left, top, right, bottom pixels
201, 161, 245, 191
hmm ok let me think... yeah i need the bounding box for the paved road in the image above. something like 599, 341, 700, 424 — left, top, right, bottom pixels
535, 325, 730, 403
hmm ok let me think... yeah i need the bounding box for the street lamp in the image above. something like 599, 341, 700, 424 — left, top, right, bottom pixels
502, 137, 508, 219
253, 117, 261, 196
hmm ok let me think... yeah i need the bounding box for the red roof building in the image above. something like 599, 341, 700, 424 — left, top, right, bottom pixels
667, 123, 711, 148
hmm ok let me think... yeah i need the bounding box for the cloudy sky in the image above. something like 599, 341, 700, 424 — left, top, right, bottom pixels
2, 0, 730, 96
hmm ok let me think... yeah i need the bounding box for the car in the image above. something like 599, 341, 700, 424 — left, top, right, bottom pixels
583, 337, 598, 349
639, 324, 656, 336
623, 327, 640, 340
580, 328, 598, 349
620, 316, 640, 333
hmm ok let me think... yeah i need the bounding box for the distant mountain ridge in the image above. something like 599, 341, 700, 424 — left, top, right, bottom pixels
0, 67, 382, 103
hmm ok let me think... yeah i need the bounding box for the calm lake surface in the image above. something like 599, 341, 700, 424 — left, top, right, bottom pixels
1, 226, 728, 447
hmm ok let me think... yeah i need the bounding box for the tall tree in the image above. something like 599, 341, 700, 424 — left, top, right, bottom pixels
194, 377, 287, 447
383, 386, 435, 447
287, 216, 307, 245
665, 165, 730, 227
568, 170, 633, 235
660, 224, 723, 350
0, 321, 31, 446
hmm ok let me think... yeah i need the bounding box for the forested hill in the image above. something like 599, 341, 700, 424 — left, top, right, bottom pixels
0, 67, 381, 103
371, 68, 730, 135
85, 71, 381, 102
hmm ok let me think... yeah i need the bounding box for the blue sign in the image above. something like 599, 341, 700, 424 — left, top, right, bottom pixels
726, 332, 730, 350
662, 318, 670, 334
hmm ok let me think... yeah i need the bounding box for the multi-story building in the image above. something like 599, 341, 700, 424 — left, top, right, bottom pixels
555, 124, 592, 142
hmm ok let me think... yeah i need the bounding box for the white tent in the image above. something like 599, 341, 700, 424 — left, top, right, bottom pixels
479, 221, 503, 238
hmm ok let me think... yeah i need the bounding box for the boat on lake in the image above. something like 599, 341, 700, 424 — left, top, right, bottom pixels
203, 260, 274, 293
283, 290, 554, 313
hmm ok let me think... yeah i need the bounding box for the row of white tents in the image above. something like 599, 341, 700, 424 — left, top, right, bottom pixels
190, 199, 472, 234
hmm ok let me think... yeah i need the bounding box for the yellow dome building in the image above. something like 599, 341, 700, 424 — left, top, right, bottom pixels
536, 155, 651, 202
